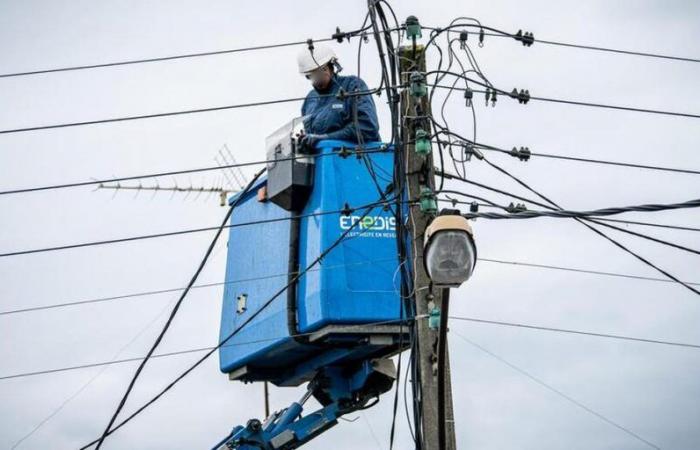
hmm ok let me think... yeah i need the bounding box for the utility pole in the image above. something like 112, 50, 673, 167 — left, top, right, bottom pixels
399, 31, 458, 450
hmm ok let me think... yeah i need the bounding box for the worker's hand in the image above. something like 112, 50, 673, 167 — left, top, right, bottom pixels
300, 133, 327, 151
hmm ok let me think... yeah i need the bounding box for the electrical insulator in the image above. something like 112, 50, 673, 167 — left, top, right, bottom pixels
415, 128, 431, 156
405, 15, 422, 40
409, 71, 427, 98
419, 187, 438, 215
428, 307, 441, 330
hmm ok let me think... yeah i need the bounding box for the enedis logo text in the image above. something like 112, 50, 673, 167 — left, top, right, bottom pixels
339, 215, 396, 232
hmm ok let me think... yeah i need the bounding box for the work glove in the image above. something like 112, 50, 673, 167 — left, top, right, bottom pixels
300, 133, 327, 152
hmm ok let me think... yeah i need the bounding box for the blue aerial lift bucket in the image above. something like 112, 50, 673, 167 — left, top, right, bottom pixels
218, 139, 407, 386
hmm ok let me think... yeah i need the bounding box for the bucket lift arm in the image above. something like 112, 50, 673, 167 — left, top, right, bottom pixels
212, 359, 396, 450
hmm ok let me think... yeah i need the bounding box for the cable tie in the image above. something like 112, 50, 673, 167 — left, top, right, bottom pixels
332, 27, 347, 43
337, 146, 352, 158
341, 202, 353, 216
464, 87, 473, 107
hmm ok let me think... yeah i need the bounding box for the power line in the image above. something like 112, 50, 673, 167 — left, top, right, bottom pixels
471, 156, 700, 295
464, 29, 700, 63
595, 217, 700, 233
5, 76, 698, 137
515, 148, 700, 176
4, 313, 698, 382
452, 331, 661, 450
0, 317, 413, 382
0, 96, 302, 135
0, 199, 393, 258
438, 185, 700, 234
530, 92, 700, 120
3, 255, 699, 318
436, 171, 699, 232
79, 195, 395, 448
0, 146, 388, 196
0, 86, 386, 135
481, 257, 700, 286
0, 258, 396, 316
0, 39, 337, 79
535, 37, 700, 64
9, 296, 180, 450
431, 82, 700, 120
0, 345, 214, 381
462, 198, 700, 221
451, 140, 700, 176
438, 168, 700, 294
90, 169, 263, 449
450, 316, 700, 349
439, 166, 700, 254
6, 25, 695, 82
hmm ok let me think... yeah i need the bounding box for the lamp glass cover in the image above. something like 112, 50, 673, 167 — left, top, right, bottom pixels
425, 230, 475, 287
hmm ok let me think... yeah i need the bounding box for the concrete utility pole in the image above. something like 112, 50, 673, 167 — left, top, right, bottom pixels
399, 40, 458, 449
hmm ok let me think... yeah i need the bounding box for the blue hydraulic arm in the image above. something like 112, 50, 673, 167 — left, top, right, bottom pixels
212, 359, 396, 450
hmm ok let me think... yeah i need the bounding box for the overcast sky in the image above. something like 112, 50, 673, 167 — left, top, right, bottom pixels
1, 1, 699, 449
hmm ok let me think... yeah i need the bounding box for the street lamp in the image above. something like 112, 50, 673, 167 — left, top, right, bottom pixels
424, 212, 477, 287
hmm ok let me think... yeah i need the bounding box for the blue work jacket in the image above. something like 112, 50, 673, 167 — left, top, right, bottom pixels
301, 74, 381, 143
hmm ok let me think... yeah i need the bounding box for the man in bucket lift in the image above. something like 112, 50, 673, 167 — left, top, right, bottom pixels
297, 43, 381, 149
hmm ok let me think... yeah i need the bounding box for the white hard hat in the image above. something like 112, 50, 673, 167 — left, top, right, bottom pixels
297, 43, 337, 74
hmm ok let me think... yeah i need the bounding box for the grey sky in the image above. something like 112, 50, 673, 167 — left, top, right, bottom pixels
1, 1, 699, 449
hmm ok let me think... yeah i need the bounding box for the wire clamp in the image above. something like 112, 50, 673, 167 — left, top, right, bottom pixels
459, 31, 469, 49
341, 202, 354, 216
465, 144, 484, 160
514, 29, 535, 47
509, 146, 531, 161
510, 88, 531, 104
464, 87, 474, 107
332, 27, 349, 43
337, 146, 352, 159
506, 202, 528, 213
